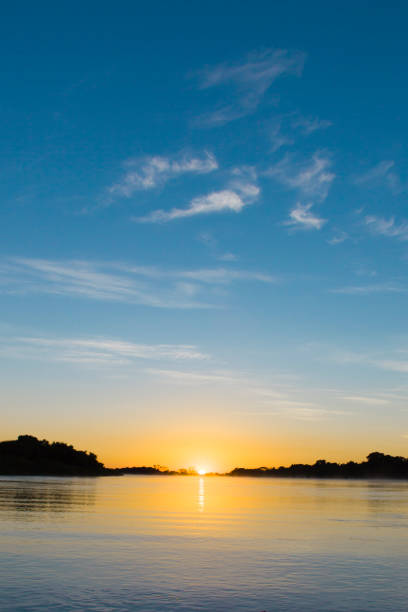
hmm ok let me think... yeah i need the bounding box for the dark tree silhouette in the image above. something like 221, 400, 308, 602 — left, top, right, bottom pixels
227, 452, 408, 479
0, 435, 106, 476
2, 436, 408, 479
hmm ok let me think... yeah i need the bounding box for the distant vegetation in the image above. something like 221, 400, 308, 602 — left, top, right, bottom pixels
0, 436, 206, 476
229, 453, 408, 479
109, 466, 200, 476
2, 436, 408, 479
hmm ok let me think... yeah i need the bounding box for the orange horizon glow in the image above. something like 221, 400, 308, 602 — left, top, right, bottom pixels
3, 388, 407, 473
3, 424, 406, 474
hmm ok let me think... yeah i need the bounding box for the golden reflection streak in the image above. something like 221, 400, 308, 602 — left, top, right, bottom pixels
198, 476, 205, 513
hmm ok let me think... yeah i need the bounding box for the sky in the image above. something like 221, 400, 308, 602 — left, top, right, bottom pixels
1, 1, 408, 470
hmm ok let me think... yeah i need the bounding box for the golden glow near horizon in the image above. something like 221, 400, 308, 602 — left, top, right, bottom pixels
5, 416, 407, 473
4, 388, 408, 472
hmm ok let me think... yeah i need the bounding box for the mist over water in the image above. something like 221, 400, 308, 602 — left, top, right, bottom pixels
1, 475, 408, 611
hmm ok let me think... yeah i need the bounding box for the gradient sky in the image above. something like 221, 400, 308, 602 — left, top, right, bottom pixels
2, 1, 408, 470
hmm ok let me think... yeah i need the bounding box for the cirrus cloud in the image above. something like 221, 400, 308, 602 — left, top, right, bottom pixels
0, 257, 275, 309
364, 215, 408, 241
267, 151, 335, 201
285, 202, 326, 230
108, 151, 218, 199
136, 181, 260, 223
195, 48, 306, 126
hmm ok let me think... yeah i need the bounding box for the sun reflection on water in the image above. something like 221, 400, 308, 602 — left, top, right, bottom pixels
198, 476, 205, 512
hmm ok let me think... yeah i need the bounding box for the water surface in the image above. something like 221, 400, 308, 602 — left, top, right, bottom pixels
1, 475, 407, 611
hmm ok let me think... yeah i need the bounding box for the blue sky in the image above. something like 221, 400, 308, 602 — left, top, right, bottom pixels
2, 1, 408, 468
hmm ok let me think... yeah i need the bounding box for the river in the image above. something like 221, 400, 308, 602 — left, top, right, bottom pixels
1, 475, 407, 611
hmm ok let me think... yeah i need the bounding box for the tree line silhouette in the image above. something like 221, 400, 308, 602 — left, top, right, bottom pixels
228, 453, 408, 479
0, 435, 106, 476
0, 436, 203, 476
2, 435, 408, 479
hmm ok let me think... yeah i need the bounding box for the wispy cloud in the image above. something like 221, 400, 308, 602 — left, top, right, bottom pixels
197, 232, 238, 262
327, 232, 348, 245
291, 115, 332, 135
146, 368, 240, 385
1, 336, 209, 366
0, 257, 275, 309
174, 268, 274, 283
285, 202, 326, 230
267, 152, 334, 235
279, 406, 340, 420
146, 368, 332, 420
267, 151, 335, 201
218, 252, 238, 262
355, 160, 394, 184
355, 160, 404, 195
103, 356, 365, 422
353, 264, 377, 278
235, 405, 343, 421
328, 347, 408, 377
364, 215, 408, 240
136, 179, 260, 223
342, 395, 389, 405
137, 190, 249, 222
1, 257, 146, 302
122, 263, 276, 284
376, 360, 408, 374
269, 121, 293, 152
331, 283, 405, 295
108, 151, 217, 199
195, 49, 306, 126
267, 113, 331, 153
146, 366, 345, 421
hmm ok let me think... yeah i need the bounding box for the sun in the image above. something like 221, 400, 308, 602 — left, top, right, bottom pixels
197, 468, 207, 475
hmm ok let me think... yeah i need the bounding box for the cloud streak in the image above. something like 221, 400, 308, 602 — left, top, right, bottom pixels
195, 49, 306, 126
2, 336, 209, 366
267, 152, 335, 201
0, 257, 275, 309
291, 115, 332, 135
355, 160, 405, 195
331, 283, 405, 295
285, 202, 326, 230
327, 232, 348, 245
329, 347, 408, 377
146, 368, 240, 385
108, 151, 218, 199
136, 180, 260, 223
146, 367, 349, 421
342, 395, 389, 405
364, 215, 408, 241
